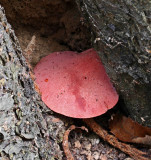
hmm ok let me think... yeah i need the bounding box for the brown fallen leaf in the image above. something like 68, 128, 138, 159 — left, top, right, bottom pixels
84, 118, 149, 160
74, 140, 81, 149
132, 135, 151, 145
109, 113, 151, 145
99, 154, 108, 160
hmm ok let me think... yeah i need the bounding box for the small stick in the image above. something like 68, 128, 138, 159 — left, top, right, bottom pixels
24, 35, 36, 63
83, 118, 150, 160
62, 125, 88, 160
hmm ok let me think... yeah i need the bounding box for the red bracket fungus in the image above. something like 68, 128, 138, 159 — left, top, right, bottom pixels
34, 48, 118, 118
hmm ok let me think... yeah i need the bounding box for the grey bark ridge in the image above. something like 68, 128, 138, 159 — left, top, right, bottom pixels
76, 0, 151, 127
0, 6, 65, 160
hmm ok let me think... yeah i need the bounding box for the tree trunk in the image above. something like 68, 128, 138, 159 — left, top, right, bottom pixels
0, 6, 64, 159
0, 1, 150, 159
76, 0, 151, 127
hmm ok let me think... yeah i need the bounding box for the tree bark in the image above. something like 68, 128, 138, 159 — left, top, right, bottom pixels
0, 6, 65, 159
76, 0, 151, 127
0, 1, 151, 159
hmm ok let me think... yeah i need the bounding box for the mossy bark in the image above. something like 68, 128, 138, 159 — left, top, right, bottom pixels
76, 0, 151, 127
0, 6, 65, 159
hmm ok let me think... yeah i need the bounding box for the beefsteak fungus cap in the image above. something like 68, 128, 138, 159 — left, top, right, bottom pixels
34, 49, 118, 118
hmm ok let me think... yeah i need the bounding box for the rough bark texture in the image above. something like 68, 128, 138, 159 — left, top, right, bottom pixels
0, 6, 66, 159
76, 0, 151, 127
0, 1, 150, 159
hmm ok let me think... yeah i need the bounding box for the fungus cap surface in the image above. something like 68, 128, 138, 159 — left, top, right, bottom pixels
34, 49, 118, 118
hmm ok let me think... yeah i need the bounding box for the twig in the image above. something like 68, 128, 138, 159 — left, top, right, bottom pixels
83, 118, 150, 160
24, 35, 36, 63
62, 125, 88, 160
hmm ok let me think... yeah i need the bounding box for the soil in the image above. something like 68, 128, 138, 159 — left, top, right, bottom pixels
0, 0, 91, 67
0, 0, 143, 159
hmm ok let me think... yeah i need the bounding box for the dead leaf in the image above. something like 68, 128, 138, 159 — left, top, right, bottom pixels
109, 113, 151, 145
74, 140, 81, 148
99, 154, 107, 160
51, 117, 61, 123
132, 135, 151, 145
